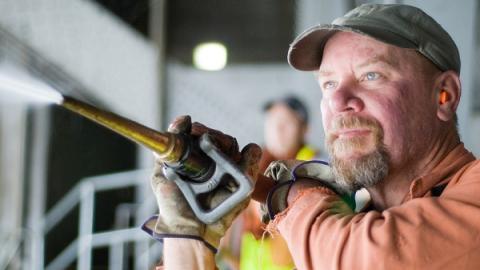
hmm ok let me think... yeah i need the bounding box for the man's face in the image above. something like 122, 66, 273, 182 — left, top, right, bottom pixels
264, 103, 306, 158
318, 32, 439, 191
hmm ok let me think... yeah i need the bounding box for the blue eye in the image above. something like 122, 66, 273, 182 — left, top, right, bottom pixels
323, 81, 337, 90
365, 72, 380, 81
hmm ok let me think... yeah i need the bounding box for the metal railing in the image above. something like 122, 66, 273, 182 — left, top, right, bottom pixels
36, 169, 161, 270
0, 228, 25, 269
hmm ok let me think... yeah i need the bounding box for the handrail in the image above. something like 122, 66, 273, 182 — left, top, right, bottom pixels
45, 228, 152, 270
0, 228, 24, 269
38, 169, 159, 270
43, 169, 150, 234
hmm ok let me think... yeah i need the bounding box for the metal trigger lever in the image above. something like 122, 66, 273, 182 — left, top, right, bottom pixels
163, 134, 254, 224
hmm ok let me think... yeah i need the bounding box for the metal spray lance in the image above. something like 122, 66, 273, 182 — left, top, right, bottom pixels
60, 96, 266, 224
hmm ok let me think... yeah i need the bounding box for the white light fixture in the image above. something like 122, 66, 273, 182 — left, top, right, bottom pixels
193, 42, 228, 71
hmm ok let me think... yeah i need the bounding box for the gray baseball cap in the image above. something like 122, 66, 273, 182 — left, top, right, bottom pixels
288, 4, 461, 73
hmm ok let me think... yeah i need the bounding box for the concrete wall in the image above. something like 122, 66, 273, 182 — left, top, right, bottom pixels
165, 62, 324, 150
0, 0, 160, 128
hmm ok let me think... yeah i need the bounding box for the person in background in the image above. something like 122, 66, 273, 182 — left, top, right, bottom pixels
218, 95, 318, 270
259, 95, 317, 171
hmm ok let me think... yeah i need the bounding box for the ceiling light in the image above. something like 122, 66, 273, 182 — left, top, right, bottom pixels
193, 42, 227, 71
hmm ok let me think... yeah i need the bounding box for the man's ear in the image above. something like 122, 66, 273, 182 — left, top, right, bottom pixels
435, 71, 461, 122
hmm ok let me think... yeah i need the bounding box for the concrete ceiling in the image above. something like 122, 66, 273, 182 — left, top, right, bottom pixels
94, 0, 295, 64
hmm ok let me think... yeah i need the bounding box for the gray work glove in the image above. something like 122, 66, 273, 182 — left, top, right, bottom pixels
260, 160, 354, 223
142, 115, 262, 252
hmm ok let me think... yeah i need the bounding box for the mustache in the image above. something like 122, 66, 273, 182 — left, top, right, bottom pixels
328, 115, 382, 135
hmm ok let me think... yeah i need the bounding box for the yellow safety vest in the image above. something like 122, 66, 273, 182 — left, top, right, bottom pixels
239, 145, 317, 270
295, 145, 317, 161
239, 233, 294, 270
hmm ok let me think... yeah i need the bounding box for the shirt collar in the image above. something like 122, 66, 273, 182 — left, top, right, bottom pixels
405, 143, 475, 201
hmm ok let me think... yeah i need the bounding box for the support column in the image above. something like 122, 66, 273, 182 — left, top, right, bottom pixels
24, 106, 51, 270
0, 103, 28, 269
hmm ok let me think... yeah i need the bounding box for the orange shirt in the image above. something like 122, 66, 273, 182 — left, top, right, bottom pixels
276, 143, 480, 270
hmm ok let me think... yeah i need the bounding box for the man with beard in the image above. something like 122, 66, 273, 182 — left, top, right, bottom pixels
144, 4, 480, 269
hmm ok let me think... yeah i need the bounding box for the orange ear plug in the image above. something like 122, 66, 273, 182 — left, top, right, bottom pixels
439, 90, 449, 105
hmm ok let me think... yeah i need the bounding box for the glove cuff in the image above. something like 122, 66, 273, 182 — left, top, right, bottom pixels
142, 215, 218, 253
265, 179, 294, 221
292, 160, 356, 210
261, 160, 356, 223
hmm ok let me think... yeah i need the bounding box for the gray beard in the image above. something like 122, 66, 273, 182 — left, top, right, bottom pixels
329, 145, 389, 192
325, 115, 390, 192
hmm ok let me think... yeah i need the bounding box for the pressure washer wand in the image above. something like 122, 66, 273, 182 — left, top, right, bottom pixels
61, 96, 214, 181
60, 96, 275, 223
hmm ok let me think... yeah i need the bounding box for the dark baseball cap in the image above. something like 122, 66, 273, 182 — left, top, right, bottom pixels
288, 4, 460, 74
264, 95, 309, 124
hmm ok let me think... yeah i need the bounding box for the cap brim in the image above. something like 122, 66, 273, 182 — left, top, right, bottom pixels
288, 24, 340, 71
288, 24, 417, 71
